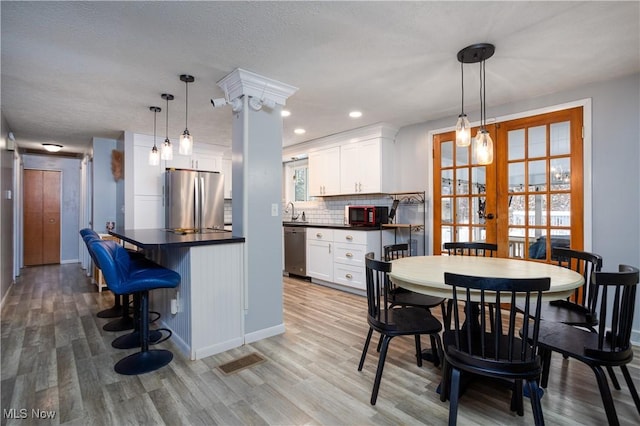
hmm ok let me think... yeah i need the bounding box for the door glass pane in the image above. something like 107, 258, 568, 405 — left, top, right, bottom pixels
442, 198, 453, 223
508, 195, 526, 226
550, 157, 571, 190
472, 226, 486, 242
528, 125, 546, 158
528, 194, 547, 226
508, 162, 525, 191
456, 198, 468, 224
472, 197, 486, 224
456, 145, 469, 166
441, 226, 454, 245
528, 160, 547, 191
550, 194, 570, 227
441, 141, 453, 167
441, 169, 453, 195
471, 167, 486, 194
456, 169, 469, 195
508, 129, 525, 160
550, 121, 571, 155
508, 228, 525, 258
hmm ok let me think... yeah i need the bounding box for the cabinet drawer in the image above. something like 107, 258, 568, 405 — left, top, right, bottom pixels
307, 228, 334, 242
334, 243, 367, 266
334, 263, 365, 290
334, 229, 368, 245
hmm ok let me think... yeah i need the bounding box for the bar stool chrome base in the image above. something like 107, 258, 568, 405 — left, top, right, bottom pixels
114, 350, 173, 375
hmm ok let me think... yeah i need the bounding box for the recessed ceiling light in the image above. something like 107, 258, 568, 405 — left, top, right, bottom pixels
349, 111, 363, 118
294, 128, 306, 135
42, 143, 63, 152
281, 110, 291, 117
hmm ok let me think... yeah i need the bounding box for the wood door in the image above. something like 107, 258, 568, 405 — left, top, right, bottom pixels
433, 107, 584, 260
433, 124, 498, 254
24, 169, 61, 265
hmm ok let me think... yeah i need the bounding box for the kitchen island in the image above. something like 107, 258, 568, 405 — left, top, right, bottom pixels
109, 228, 246, 360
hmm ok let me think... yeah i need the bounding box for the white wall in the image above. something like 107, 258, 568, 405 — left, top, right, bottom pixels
0, 113, 15, 301
394, 72, 640, 341
91, 137, 117, 233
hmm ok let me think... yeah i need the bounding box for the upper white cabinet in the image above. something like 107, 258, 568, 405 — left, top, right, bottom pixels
222, 158, 232, 199
171, 149, 221, 172
297, 124, 397, 197
308, 146, 340, 196
340, 138, 394, 194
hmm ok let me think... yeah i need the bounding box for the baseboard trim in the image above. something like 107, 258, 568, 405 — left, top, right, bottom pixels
244, 323, 286, 344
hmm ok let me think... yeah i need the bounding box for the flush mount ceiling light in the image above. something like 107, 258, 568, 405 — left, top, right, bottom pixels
179, 74, 194, 156
349, 111, 362, 118
455, 43, 495, 164
149, 106, 161, 166
294, 128, 306, 135
42, 143, 63, 152
281, 110, 291, 117
161, 93, 174, 161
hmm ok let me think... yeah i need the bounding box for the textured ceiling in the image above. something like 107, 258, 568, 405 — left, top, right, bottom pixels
1, 1, 639, 155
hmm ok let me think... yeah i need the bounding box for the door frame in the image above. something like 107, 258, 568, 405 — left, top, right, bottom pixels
426, 98, 592, 254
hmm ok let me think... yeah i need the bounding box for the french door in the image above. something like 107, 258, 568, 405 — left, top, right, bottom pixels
434, 107, 584, 261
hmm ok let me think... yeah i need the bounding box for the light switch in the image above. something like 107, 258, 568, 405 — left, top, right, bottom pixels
271, 203, 278, 216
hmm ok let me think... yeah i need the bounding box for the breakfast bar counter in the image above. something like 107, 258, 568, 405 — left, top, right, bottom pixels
109, 228, 246, 361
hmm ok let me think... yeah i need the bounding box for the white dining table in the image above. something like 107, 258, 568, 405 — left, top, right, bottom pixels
389, 255, 585, 301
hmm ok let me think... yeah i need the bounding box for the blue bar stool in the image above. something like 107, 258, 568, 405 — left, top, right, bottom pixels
90, 238, 180, 375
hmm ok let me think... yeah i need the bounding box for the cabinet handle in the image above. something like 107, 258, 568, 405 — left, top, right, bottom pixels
345, 273, 353, 279
359, 182, 362, 192
354, 182, 358, 192
346, 235, 353, 241
346, 252, 353, 257
316, 233, 323, 238
329, 243, 331, 254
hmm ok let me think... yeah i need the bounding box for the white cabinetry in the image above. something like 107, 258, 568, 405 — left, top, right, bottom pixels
333, 229, 380, 290
132, 137, 164, 229
306, 228, 334, 281
171, 149, 221, 172
340, 138, 394, 194
308, 147, 340, 196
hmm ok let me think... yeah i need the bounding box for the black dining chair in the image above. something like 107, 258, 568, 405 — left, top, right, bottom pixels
531, 264, 640, 426
442, 242, 498, 330
384, 243, 446, 365
440, 272, 549, 425
358, 253, 443, 405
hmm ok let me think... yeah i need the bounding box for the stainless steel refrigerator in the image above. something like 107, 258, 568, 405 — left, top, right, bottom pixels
165, 168, 225, 233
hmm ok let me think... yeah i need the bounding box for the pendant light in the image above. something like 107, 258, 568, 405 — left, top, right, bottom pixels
161, 93, 174, 161
148, 106, 161, 166
455, 43, 495, 164
179, 74, 195, 156
455, 61, 471, 147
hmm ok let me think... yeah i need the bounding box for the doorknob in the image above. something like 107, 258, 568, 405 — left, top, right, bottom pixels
486, 213, 495, 220
49, 218, 56, 223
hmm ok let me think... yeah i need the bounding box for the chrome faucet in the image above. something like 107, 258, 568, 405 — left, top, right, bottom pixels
287, 202, 299, 221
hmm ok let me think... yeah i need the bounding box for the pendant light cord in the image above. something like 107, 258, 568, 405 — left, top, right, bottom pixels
153, 109, 157, 145
165, 97, 169, 139
184, 81, 189, 129
460, 61, 465, 115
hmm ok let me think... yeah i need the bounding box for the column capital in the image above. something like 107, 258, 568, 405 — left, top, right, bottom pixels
217, 68, 298, 107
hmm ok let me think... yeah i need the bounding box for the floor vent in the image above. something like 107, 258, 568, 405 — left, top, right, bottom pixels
217, 353, 266, 375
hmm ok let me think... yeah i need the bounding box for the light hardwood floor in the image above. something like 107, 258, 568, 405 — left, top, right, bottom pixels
2, 264, 639, 425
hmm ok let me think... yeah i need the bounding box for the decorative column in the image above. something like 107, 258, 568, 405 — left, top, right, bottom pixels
217, 68, 298, 341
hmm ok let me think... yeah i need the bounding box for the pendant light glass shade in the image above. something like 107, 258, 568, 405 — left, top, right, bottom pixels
161, 93, 174, 161
179, 74, 195, 156
475, 129, 493, 165
179, 131, 193, 156
149, 145, 160, 165
149, 106, 161, 166
455, 113, 471, 147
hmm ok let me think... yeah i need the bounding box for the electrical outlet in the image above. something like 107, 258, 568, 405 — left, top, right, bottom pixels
271, 203, 278, 216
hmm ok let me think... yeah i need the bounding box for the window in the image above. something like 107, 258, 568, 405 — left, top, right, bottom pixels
284, 159, 309, 203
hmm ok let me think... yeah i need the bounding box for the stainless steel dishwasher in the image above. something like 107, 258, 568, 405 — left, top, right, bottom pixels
284, 226, 306, 276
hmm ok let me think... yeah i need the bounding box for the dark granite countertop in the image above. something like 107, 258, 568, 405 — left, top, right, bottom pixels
109, 228, 245, 249
282, 222, 381, 231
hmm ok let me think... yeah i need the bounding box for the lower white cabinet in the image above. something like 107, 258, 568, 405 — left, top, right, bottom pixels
305, 227, 380, 291
306, 228, 334, 282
